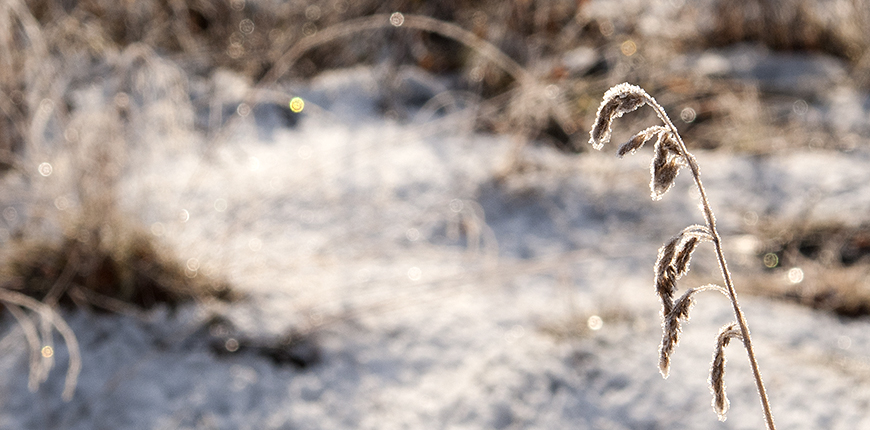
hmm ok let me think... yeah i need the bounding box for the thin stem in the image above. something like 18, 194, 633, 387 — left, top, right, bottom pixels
0, 288, 81, 401
645, 96, 777, 430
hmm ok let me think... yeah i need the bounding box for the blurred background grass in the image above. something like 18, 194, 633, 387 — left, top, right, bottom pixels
2, 0, 870, 324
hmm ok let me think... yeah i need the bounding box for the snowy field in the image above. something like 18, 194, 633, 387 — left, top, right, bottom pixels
1, 60, 869, 430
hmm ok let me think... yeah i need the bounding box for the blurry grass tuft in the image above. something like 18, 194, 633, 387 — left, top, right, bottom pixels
706, 0, 870, 65
741, 221, 870, 318
0, 0, 588, 401
4, 227, 235, 314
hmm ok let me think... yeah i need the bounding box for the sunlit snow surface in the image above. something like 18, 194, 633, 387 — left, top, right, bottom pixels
2, 67, 870, 429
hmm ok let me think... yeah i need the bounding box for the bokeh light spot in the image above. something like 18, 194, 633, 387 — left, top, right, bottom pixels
214, 198, 228, 212
763, 253, 779, 268
407, 266, 422, 281
390, 12, 405, 27
743, 211, 759, 226
54, 196, 70, 211
38, 162, 52, 177
227, 43, 244, 59
787, 267, 804, 284
620, 40, 637, 56
150, 222, 165, 237
599, 20, 614, 37
289, 97, 305, 113
239, 19, 255, 34
237, 103, 251, 117
505, 324, 525, 342
186, 258, 200, 272
39, 99, 54, 113
837, 335, 852, 350
406, 228, 421, 242
587, 315, 603, 331
3, 207, 17, 222
64, 127, 79, 143
302, 22, 317, 37
680, 107, 696, 123
41, 346, 53, 358
469, 66, 484, 82
305, 5, 322, 21
793, 99, 808, 116
545, 84, 560, 100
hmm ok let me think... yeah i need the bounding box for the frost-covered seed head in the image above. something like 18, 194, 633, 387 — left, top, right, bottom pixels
618, 126, 666, 158
673, 237, 699, 277
711, 323, 743, 421
659, 288, 696, 377
649, 132, 685, 200
589, 83, 649, 150
655, 237, 680, 313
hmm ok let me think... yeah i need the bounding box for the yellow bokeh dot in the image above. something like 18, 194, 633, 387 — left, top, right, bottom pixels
289, 97, 304, 113
41, 345, 54, 358
621, 39, 637, 56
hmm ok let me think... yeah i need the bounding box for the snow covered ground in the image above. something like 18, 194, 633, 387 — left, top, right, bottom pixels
1, 65, 870, 429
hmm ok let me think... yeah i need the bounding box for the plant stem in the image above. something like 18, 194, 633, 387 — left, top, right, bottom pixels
646, 97, 777, 430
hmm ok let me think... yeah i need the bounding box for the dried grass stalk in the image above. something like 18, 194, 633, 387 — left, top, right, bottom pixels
222, 13, 579, 154
655, 237, 680, 315
654, 225, 712, 316
2, 303, 42, 391
711, 323, 743, 421
589, 83, 776, 429
589, 83, 648, 150
659, 284, 728, 377
673, 236, 699, 277
650, 132, 685, 200
618, 125, 667, 158
0, 286, 81, 401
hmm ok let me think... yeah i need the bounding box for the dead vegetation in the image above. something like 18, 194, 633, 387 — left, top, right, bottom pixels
742, 221, 870, 318
705, 0, 870, 66
3, 229, 235, 313
1, 0, 869, 406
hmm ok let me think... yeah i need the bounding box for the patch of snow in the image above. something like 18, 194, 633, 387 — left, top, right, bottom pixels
1, 65, 870, 429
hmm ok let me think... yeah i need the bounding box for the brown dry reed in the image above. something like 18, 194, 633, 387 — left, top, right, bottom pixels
589, 83, 776, 429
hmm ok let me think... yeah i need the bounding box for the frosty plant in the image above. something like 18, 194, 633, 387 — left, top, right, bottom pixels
589, 83, 776, 428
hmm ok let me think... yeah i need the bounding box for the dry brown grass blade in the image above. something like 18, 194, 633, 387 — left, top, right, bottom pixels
589, 83, 776, 429
654, 225, 713, 316
617, 125, 666, 158
711, 322, 743, 421
2, 302, 42, 391
659, 284, 728, 378
673, 236, 699, 277
655, 235, 680, 313
0, 285, 81, 401
649, 132, 685, 200
589, 83, 648, 150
